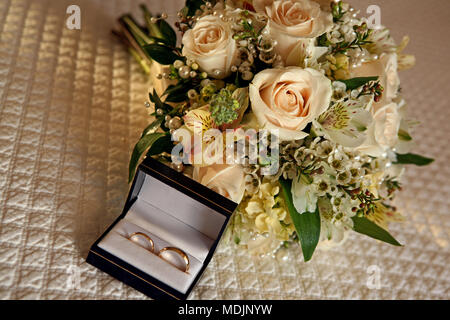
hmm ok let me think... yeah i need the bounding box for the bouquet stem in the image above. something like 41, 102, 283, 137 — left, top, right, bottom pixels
113, 5, 163, 75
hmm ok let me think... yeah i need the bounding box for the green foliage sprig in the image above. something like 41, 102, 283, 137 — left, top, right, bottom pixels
333, 24, 373, 54
114, 4, 183, 70
338, 76, 379, 91
331, 1, 346, 23
209, 88, 240, 126
128, 89, 186, 182
319, 22, 373, 55
113, 6, 189, 182
233, 14, 260, 41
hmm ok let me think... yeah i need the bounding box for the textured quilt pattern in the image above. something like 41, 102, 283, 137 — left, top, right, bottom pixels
0, 0, 448, 299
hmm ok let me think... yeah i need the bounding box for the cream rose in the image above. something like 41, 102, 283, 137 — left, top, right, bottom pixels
254, 0, 334, 12
254, 0, 333, 66
182, 15, 239, 79
357, 102, 401, 157
193, 164, 245, 203
313, 0, 334, 11
249, 67, 332, 140
350, 53, 400, 109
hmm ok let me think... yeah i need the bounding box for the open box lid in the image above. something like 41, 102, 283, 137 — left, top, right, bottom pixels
86, 157, 238, 300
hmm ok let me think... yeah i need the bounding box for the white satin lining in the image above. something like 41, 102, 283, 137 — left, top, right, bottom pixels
98, 219, 202, 294
97, 174, 227, 293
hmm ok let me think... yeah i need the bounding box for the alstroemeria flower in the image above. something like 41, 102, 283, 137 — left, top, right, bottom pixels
183, 106, 247, 166
183, 106, 217, 134
313, 97, 373, 148
291, 175, 317, 214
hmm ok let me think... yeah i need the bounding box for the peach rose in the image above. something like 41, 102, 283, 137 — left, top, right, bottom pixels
254, 0, 333, 66
182, 14, 239, 79
193, 164, 245, 203
249, 67, 332, 140
254, 0, 334, 12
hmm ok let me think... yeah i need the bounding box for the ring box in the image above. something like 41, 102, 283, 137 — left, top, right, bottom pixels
86, 157, 238, 300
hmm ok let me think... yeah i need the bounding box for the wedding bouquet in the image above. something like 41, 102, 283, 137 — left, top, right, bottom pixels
114, 0, 433, 261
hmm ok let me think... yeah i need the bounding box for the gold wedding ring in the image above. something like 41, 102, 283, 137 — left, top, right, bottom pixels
158, 247, 190, 273
129, 232, 190, 273
129, 232, 155, 252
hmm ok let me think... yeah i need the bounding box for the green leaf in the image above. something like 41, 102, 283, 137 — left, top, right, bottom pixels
147, 35, 172, 47
185, 0, 205, 17
140, 117, 164, 138
158, 19, 177, 47
146, 134, 173, 156
398, 129, 412, 141
149, 89, 163, 109
164, 83, 189, 102
338, 76, 378, 91
352, 216, 402, 246
149, 89, 172, 112
279, 178, 320, 262
394, 153, 434, 166
143, 44, 180, 65
166, 91, 188, 103
129, 132, 167, 182
318, 33, 331, 47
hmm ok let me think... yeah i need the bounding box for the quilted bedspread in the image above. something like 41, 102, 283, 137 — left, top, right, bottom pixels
0, 0, 448, 299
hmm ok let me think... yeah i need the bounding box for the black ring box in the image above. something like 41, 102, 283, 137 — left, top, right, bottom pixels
86, 157, 238, 300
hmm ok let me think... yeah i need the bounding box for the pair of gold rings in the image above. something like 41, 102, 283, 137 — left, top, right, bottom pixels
129, 232, 190, 273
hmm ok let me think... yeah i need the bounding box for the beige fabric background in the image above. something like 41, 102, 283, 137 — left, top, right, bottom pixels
0, 0, 448, 299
